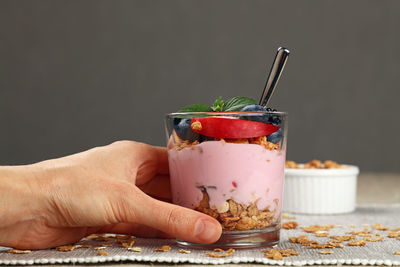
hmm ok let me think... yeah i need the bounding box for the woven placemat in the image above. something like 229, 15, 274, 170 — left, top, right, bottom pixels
1, 204, 399, 265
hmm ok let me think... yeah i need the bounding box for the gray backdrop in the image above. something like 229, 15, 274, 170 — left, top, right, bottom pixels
1, 0, 399, 172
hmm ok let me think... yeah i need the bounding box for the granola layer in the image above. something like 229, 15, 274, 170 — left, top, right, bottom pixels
194, 190, 278, 231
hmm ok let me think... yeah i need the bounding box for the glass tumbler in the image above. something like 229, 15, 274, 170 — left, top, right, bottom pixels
165, 111, 288, 249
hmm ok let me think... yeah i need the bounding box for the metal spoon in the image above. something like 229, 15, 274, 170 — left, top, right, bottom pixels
259, 47, 290, 107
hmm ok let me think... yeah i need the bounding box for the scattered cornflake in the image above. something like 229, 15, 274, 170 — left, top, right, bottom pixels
327, 241, 344, 248
349, 224, 356, 228
372, 223, 389, 231
334, 224, 343, 228
289, 235, 318, 247
97, 251, 109, 256
364, 236, 384, 242
347, 240, 366, 246
262, 249, 299, 260
178, 249, 191, 254
94, 246, 107, 250
319, 250, 334, 255
330, 235, 356, 242
154, 245, 171, 252
56, 246, 76, 252
127, 247, 142, 253
392, 227, 400, 232
206, 248, 235, 258
302, 225, 335, 233
121, 239, 135, 249
310, 243, 334, 249
282, 221, 298, 229
101, 244, 113, 247
82, 245, 93, 248
264, 249, 283, 260
282, 213, 296, 219
395, 251, 400, 255
388, 232, 400, 238
346, 228, 372, 236
74, 240, 87, 245
213, 248, 225, 252
289, 245, 295, 249
315, 231, 329, 237
6, 249, 31, 254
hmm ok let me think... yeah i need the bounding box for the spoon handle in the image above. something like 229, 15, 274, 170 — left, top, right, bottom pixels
259, 47, 290, 107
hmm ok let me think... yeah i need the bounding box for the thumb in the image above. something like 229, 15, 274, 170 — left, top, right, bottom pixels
114, 184, 222, 244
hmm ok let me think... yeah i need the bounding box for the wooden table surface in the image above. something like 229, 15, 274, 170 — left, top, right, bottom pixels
44, 173, 400, 267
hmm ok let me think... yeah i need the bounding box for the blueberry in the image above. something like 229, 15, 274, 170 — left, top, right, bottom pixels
241, 104, 267, 112
173, 118, 199, 142
240, 105, 281, 125
267, 128, 282, 144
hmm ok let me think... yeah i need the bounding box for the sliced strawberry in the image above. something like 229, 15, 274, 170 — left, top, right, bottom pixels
190, 117, 280, 139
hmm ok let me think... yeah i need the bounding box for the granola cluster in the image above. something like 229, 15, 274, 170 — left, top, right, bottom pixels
173, 130, 280, 151
194, 190, 277, 231
285, 159, 343, 169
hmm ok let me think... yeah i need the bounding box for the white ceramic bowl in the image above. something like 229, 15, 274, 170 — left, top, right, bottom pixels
283, 165, 359, 214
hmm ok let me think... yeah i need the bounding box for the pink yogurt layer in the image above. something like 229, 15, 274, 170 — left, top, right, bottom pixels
168, 141, 286, 214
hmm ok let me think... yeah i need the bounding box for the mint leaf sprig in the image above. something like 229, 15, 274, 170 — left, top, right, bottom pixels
178, 96, 257, 113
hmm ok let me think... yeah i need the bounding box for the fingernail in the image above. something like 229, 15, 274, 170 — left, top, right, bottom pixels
194, 219, 221, 243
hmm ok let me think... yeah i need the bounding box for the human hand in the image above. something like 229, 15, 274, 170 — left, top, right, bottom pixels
0, 141, 221, 249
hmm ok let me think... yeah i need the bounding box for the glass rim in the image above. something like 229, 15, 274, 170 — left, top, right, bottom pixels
166, 111, 288, 117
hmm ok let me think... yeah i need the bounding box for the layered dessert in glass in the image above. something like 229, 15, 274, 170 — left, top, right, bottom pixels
164, 98, 287, 248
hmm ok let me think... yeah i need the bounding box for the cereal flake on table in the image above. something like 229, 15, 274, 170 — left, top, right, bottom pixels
388, 231, 400, 238
127, 247, 142, 252
310, 243, 335, 249
262, 248, 299, 260
6, 249, 31, 254
372, 223, 389, 231
347, 239, 366, 246
330, 235, 356, 242
178, 249, 191, 254
154, 245, 171, 252
302, 224, 335, 233
346, 228, 371, 236
315, 230, 329, 237
327, 241, 344, 248
56, 245, 76, 252
364, 236, 385, 242
205, 248, 235, 258
282, 221, 298, 229
97, 251, 109, 256
395, 251, 400, 255
319, 250, 334, 255
289, 235, 318, 247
